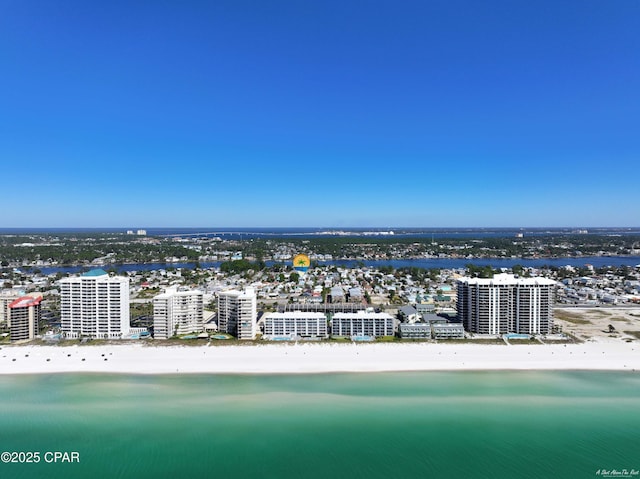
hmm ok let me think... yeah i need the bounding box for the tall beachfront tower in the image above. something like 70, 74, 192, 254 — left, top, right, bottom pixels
217, 287, 256, 340
1, 290, 22, 327
153, 287, 204, 339
60, 269, 130, 339
8, 294, 42, 342
457, 273, 555, 335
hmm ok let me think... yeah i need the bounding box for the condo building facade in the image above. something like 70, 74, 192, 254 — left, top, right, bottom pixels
431, 322, 465, 339
457, 274, 555, 335
153, 287, 204, 339
262, 311, 328, 340
331, 311, 395, 338
8, 294, 42, 342
0, 290, 21, 328
60, 269, 130, 339
217, 287, 256, 340
398, 322, 432, 339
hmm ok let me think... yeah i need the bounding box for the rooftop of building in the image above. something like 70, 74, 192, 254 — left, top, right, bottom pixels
263, 311, 327, 319
399, 305, 419, 315
458, 273, 556, 286
333, 311, 394, 319
432, 323, 465, 330
0, 290, 23, 298
218, 287, 256, 298
83, 268, 109, 277
154, 287, 203, 299
399, 322, 431, 329
9, 294, 43, 309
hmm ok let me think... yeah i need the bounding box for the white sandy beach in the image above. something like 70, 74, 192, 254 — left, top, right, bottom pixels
0, 341, 638, 374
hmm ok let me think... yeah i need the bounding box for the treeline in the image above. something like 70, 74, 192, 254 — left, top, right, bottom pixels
282, 235, 640, 259
0, 235, 200, 266
219, 259, 266, 274
2, 233, 639, 268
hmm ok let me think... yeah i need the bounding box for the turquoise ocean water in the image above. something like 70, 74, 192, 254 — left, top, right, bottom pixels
0, 371, 638, 479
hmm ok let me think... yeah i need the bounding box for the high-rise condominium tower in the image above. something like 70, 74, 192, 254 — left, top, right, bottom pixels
60, 269, 130, 339
217, 287, 256, 340
153, 287, 203, 339
457, 274, 555, 335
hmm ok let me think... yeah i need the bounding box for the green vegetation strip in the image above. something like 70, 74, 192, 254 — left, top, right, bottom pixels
554, 311, 592, 324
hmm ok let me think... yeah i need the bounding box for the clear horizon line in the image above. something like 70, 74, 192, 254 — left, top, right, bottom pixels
1, 226, 639, 230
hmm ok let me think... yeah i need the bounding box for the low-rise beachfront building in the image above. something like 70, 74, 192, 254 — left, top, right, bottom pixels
422, 313, 447, 324
398, 305, 421, 324
262, 312, 328, 340
329, 286, 345, 303
457, 274, 555, 335
416, 303, 436, 315
398, 322, 432, 339
348, 287, 363, 302
217, 287, 257, 340
153, 287, 203, 339
59, 269, 130, 339
8, 294, 42, 342
331, 311, 395, 338
431, 323, 465, 340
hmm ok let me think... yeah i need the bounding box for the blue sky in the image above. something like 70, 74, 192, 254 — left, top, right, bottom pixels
1, 0, 638, 227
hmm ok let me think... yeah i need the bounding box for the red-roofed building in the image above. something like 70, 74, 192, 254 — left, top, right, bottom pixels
9, 294, 42, 342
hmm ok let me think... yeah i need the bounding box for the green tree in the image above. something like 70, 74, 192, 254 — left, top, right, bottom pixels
364, 291, 371, 304
466, 264, 495, 278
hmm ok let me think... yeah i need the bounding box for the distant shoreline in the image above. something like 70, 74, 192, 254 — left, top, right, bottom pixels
1, 342, 637, 375
2, 226, 640, 233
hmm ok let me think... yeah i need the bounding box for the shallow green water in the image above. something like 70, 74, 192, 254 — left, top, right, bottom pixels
0, 371, 638, 479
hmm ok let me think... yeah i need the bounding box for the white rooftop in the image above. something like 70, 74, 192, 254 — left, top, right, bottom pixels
333, 312, 394, 319
154, 287, 203, 299
458, 273, 555, 286
263, 312, 327, 319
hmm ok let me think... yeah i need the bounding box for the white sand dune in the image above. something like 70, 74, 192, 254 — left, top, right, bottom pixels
0, 342, 638, 375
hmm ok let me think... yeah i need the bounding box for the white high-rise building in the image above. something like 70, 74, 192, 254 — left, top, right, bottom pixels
60, 269, 130, 339
217, 288, 256, 340
457, 273, 555, 335
0, 290, 21, 328
262, 311, 328, 340
153, 287, 203, 339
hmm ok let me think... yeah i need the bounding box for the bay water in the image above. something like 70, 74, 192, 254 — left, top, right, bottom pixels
0, 371, 638, 479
